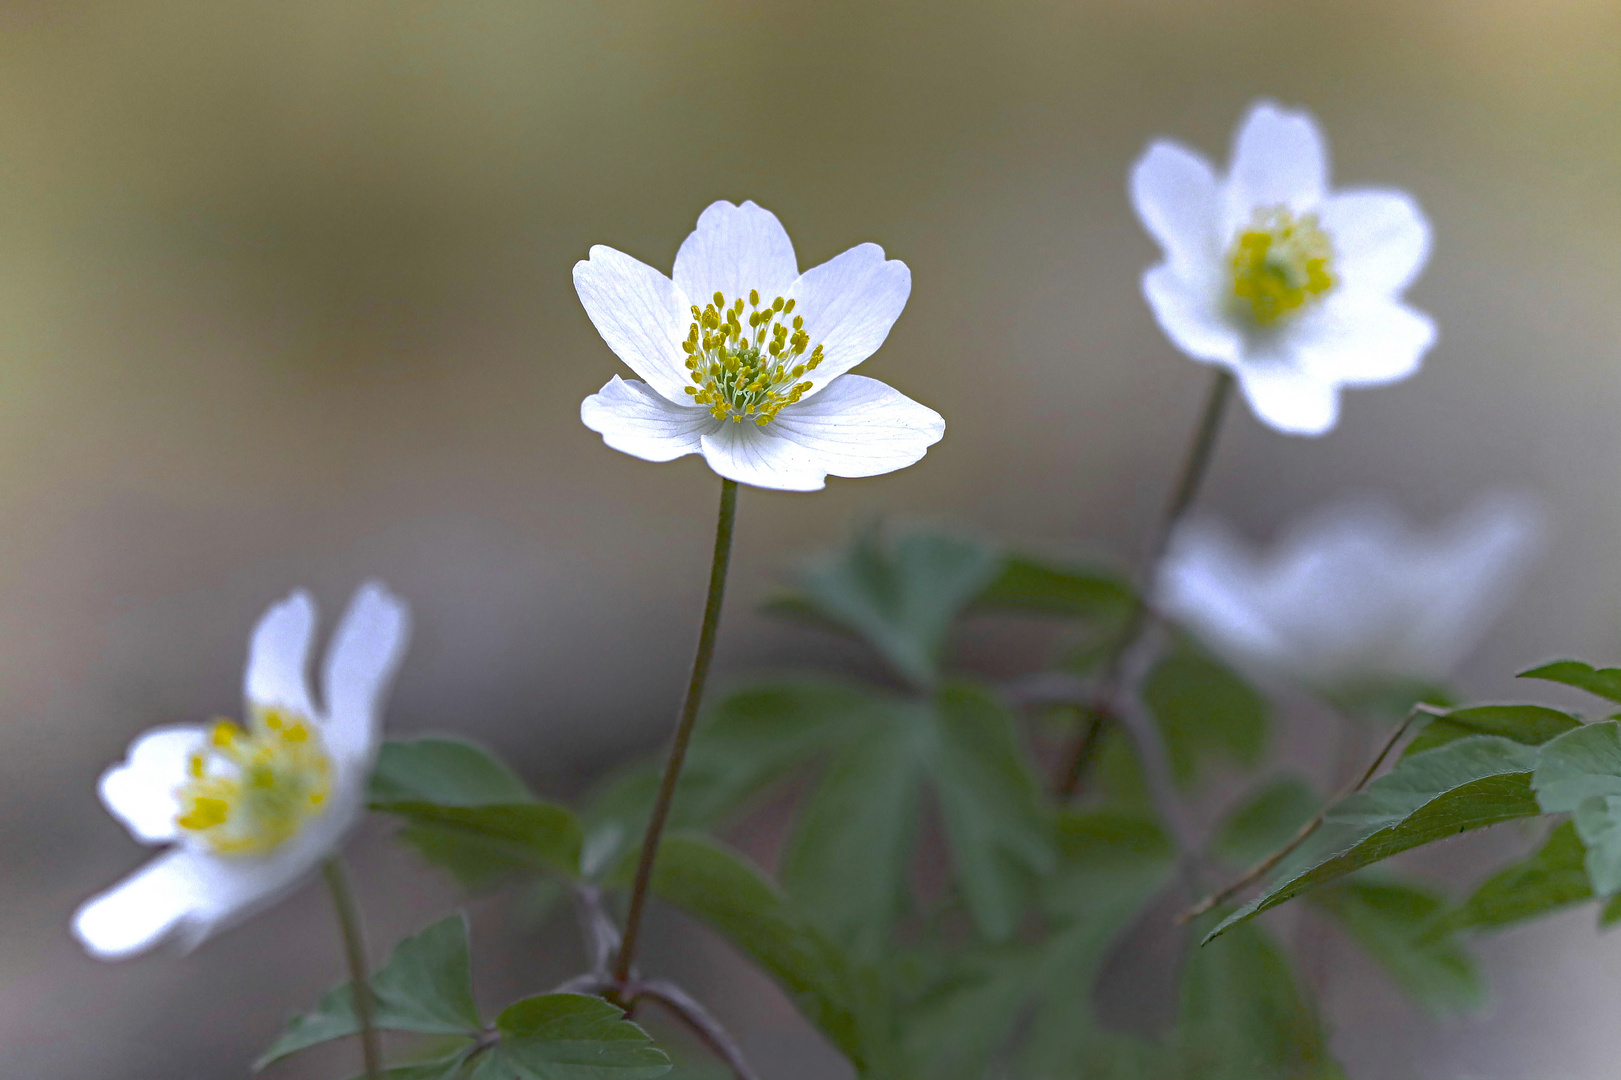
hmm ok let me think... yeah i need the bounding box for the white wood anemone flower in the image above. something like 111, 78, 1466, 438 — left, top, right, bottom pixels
72, 582, 410, 960
575, 200, 945, 491
1131, 100, 1436, 436
1155, 497, 1539, 692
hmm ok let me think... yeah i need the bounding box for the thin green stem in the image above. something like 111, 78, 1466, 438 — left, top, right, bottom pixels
614, 478, 739, 985
322, 856, 383, 1080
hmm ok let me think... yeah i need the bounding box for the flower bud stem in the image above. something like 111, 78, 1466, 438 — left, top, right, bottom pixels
322, 856, 383, 1080
614, 478, 739, 986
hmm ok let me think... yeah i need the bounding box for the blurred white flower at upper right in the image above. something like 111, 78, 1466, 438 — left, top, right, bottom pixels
1155, 496, 1541, 694
1130, 100, 1436, 436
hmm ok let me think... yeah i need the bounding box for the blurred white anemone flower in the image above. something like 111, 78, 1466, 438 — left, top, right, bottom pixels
72, 583, 410, 960
1156, 497, 1540, 691
1131, 100, 1436, 436
575, 200, 945, 491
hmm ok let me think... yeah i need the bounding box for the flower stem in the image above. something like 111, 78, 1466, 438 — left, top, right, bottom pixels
322, 856, 383, 1080
614, 477, 739, 986
1058, 369, 1234, 801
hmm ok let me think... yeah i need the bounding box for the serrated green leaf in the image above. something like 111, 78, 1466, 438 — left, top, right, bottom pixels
1206, 736, 1542, 942
1520, 660, 1621, 703
765, 527, 1002, 687
781, 715, 923, 960
1310, 878, 1482, 1014
971, 553, 1135, 622
345, 1050, 478, 1080
1404, 704, 1581, 758
470, 994, 669, 1080
1438, 821, 1592, 935
377, 801, 583, 880
1212, 777, 1320, 867
371, 737, 534, 805
1144, 635, 1269, 788
257, 915, 483, 1069
1533, 721, 1621, 896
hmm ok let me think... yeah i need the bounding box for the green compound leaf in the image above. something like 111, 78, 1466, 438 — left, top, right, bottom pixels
764, 527, 1002, 688
470, 994, 670, 1080
371, 737, 535, 805
1310, 877, 1483, 1014
377, 801, 583, 880
1144, 634, 1269, 789
1438, 820, 1593, 935
345, 1051, 480, 1080
1404, 704, 1581, 758
1206, 736, 1542, 943
1520, 660, 1621, 704
1211, 776, 1320, 867
970, 552, 1135, 623
257, 914, 483, 1069
1533, 721, 1621, 896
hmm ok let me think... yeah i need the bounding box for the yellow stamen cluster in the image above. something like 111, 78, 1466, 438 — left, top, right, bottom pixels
175, 706, 332, 856
1228, 206, 1336, 325
682, 289, 825, 424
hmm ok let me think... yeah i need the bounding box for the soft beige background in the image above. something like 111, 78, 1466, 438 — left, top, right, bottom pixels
0, 0, 1615, 1077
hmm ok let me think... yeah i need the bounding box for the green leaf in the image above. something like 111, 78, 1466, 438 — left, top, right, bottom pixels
645, 835, 897, 1076
765, 527, 1002, 687
971, 552, 1134, 623
377, 801, 583, 881
1211, 777, 1320, 867
1143, 635, 1269, 788
1310, 878, 1482, 1014
1520, 660, 1621, 703
1206, 736, 1542, 942
1325, 678, 1456, 723
1438, 821, 1593, 934
257, 914, 483, 1069
1404, 704, 1581, 758
347, 1050, 479, 1080
471, 994, 670, 1080
371, 737, 534, 805
1534, 721, 1621, 895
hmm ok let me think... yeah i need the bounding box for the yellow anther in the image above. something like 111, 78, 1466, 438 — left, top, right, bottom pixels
1227, 206, 1336, 325
175, 706, 332, 857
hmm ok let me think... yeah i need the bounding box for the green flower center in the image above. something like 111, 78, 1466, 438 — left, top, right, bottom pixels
1228, 206, 1336, 325
175, 707, 333, 856
682, 289, 825, 425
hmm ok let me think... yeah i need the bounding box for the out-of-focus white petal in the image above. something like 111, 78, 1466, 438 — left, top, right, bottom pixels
580, 376, 717, 463
1226, 101, 1329, 220
698, 422, 829, 492
788, 243, 911, 391
320, 581, 410, 767
573, 246, 693, 403
1291, 296, 1437, 387
97, 726, 205, 845
1142, 265, 1243, 365
672, 200, 799, 307
1130, 140, 1224, 275
73, 849, 204, 959
769, 375, 945, 479
1319, 188, 1432, 298
1234, 362, 1340, 436
244, 591, 317, 719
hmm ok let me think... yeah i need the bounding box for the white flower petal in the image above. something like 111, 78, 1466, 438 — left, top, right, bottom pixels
1226, 101, 1329, 219
699, 422, 830, 492
1291, 296, 1437, 387
1234, 362, 1340, 436
580, 375, 717, 463
672, 200, 799, 308
788, 242, 911, 390
573, 246, 693, 403
244, 590, 317, 719
1319, 188, 1432, 298
1131, 140, 1224, 274
73, 849, 204, 959
97, 725, 206, 845
320, 581, 410, 767
768, 374, 944, 479
1142, 265, 1243, 366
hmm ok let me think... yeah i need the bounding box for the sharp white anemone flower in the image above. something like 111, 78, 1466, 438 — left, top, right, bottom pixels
1156, 497, 1540, 691
575, 200, 945, 491
1130, 100, 1436, 436
72, 582, 410, 960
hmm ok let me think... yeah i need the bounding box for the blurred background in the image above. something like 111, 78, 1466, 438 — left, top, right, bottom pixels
0, 0, 1615, 1076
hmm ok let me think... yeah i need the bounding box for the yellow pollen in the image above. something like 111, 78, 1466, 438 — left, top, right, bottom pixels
683, 290, 824, 425
174, 706, 333, 856
1228, 206, 1336, 325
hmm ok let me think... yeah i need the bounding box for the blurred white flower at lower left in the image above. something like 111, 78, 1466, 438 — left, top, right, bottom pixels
72, 582, 410, 960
